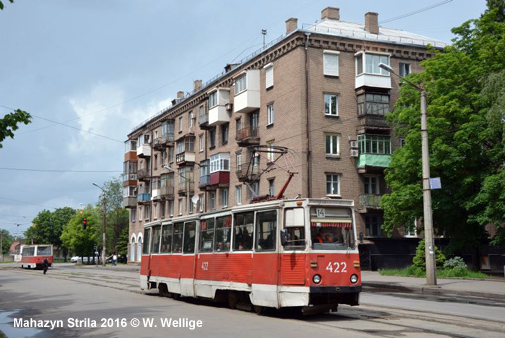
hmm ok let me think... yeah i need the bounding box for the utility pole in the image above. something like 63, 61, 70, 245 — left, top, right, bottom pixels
93, 183, 107, 267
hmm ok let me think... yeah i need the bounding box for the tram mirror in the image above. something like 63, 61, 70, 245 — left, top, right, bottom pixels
285, 208, 304, 227
280, 229, 287, 246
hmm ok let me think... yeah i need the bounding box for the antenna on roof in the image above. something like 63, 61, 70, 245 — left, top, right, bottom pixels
262, 29, 267, 48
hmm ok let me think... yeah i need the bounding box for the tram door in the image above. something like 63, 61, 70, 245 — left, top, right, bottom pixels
182, 221, 197, 297
280, 208, 306, 285
149, 225, 162, 276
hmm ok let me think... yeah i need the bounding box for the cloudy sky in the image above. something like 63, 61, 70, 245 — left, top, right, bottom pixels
0, 0, 488, 237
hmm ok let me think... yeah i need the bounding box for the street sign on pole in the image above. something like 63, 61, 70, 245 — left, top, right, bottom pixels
430, 177, 441, 190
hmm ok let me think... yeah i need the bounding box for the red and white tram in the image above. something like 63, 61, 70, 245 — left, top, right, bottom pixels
140, 198, 361, 313
21, 244, 53, 269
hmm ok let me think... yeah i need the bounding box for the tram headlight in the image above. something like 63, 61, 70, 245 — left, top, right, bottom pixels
350, 274, 359, 284
313, 274, 321, 284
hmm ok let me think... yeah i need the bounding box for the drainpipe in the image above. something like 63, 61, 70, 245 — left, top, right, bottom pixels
305, 32, 312, 198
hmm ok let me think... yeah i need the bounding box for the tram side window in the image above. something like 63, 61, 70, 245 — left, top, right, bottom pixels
151, 225, 161, 254
200, 218, 215, 252
173, 223, 183, 253
161, 224, 172, 253
38, 246, 52, 256
284, 208, 306, 248
215, 215, 232, 252
183, 221, 196, 254
22, 247, 35, 256
256, 210, 277, 251
143, 228, 151, 255
234, 212, 254, 251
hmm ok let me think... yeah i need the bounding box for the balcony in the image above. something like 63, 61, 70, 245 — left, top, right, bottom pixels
152, 188, 161, 201
236, 165, 260, 182
160, 186, 175, 200
355, 73, 391, 89
177, 182, 195, 195
210, 171, 230, 187
137, 193, 151, 204
137, 144, 151, 158
357, 115, 389, 131
357, 154, 391, 174
122, 173, 137, 187
199, 174, 210, 188
208, 88, 231, 126
153, 134, 175, 150
176, 151, 195, 165
199, 111, 210, 129
123, 196, 137, 209
235, 126, 260, 147
137, 169, 150, 181
233, 70, 260, 114
358, 194, 383, 213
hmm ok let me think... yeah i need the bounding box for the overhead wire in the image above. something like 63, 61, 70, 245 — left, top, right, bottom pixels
379, 0, 453, 24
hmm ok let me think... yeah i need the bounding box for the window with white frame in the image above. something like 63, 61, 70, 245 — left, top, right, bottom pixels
168, 147, 174, 163
267, 103, 274, 125
168, 200, 174, 216
326, 174, 340, 195
144, 205, 151, 220
324, 93, 338, 116
178, 198, 183, 215
323, 51, 340, 76
236, 186, 242, 205
325, 133, 340, 156
221, 189, 228, 208
268, 179, 275, 196
131, 208, 136, 222
265, 64, 273, 88
399, 62, 411, 77
404, 218, 417, 237
209, 191, 216, 210
236, 152, 242, 171
198, 194, 204, 212
364, 176, 380, 194
189, 111, 194, 129
364, 53, 390, 75
199, 134, 204, 152
153, 203, 158, 219
267, 140, 275, 162
235, 74, 246, 94
139, 206, 142, 221
178, 116, 183, 132
210, 153, 230, 173
209, 91, 217, 108
189, 197, 194, 214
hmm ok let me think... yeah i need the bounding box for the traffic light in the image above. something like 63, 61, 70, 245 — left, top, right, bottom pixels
82, 217, 87, 229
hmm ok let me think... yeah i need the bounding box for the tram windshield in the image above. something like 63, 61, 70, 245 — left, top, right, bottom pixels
310, 207, 355, 250
37, 246, 52, 256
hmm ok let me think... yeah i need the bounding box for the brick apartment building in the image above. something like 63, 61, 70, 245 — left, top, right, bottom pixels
123, 7, 446, 266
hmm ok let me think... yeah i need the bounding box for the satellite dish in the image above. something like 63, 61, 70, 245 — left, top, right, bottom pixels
191, 195, 199, 205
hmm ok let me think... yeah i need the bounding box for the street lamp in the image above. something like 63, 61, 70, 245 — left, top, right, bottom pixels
92, 182, 107, 267
163, 165, 192, 215
379, 63, 437, 286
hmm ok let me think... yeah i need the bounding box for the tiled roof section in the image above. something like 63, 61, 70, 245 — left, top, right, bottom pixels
303, 19, 448, 48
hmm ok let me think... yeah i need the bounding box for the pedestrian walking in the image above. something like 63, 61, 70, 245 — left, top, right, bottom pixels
43, 257, 49, 275
112, 253, 117, 266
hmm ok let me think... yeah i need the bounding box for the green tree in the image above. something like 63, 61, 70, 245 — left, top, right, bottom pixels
0, 109, 32, 149
1, 229, 14, 257
412, 239, 446, 270
382, 3, 505, 262
95, 176, 129, 255
60, 207, 100, 258
0, 0, 14, 10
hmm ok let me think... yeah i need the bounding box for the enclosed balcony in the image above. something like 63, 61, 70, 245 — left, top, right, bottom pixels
160, 186, 175, 200
176, 151, 195, 165
123, 196, 137, 209
208, 88, 231, 126
355, 52, 392, 90
209, 153, 230, 187
198, 160, 210, 188
235, 126, 260, 147
233, 70, 260, 114
357, 134, 392, 174
137, 169, 150, 181
199, 110, 210, 129
137, 144, 151, 158
137, 193, 151, 204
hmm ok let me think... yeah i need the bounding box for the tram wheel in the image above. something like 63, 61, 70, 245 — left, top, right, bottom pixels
158, 283, 169, 297
172, 293, 181, 300
253, 305, 265, 315
228, 292, 238, 309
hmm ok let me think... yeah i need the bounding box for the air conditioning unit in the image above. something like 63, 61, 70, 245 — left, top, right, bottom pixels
349, 140, 358, 149
225, 103, 233, 111
350, 149, 359, 157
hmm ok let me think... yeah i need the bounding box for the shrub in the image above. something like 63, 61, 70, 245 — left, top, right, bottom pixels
443, 256, 467, 269
412, 239, 446, 270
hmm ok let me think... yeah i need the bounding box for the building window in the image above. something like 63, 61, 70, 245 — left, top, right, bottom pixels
178, 198, 183, 215
399, 62, 411, 77
189, 111, 194, 129
168, 200, 174, 217
162, 151, 167, 165
198, 194, 204, 212
265, 64, 273, 88
189, 197, 194, 214
209, 191, 216, 210
210, 153, 230, 173
404, 218, 417, 237
236, 152, 242, 171
358, 93, 389, 117
221, 189, 228, 208
356, 53, 390, 75
221, 124, 229, 145
326, 174, 340, 195
178, 116, 183, 132
168, 147, 174, 163
365, 214, 382, 237
153, 203, 158, 219
324, 94, 338, 116
267, 140, 275, 162
131, 208, 136, 222
236, 117, 242, 132
364, 176, 380, 194
209, 91, 217, 108
236, 186, 242, 205
267, 103, 274, 125
209, 129, 216, 148
325, 133, 340, 156
399, 138, 405, 147
160, 201, 165, 218
323, 51, 339, 76
268, 179, 275, 196
199, 134, 204, 152
139, 206, 142, 221
235, 74, 247, 94
358, 135, 391, 154
144, 205, 151, 220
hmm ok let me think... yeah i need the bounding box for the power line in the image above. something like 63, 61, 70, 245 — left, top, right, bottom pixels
380, 0, 453, 24
0, 196, 58, 210
0, 167, 121, 173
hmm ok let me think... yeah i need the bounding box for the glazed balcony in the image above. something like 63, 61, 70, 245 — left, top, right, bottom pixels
208, 88, 231, 126
137, 144, 151, 158
160, 186, 175, 200
199, 174, 210, 188
137, 193, 151, 204
123, 196, 137, 209
122, 173, 137, 187
235, 126, 260, 147
233, 70, 260, 114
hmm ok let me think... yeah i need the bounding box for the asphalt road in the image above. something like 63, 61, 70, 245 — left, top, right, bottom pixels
1, 263, 504, 338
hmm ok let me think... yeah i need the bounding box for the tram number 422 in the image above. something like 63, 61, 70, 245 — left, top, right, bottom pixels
201, 262, 209, 271
326, 262, 347, 273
